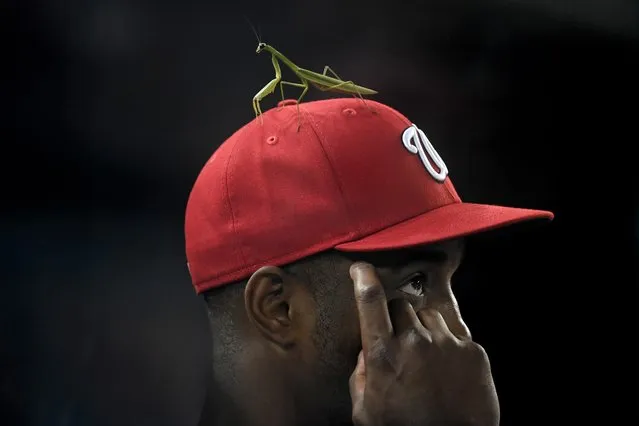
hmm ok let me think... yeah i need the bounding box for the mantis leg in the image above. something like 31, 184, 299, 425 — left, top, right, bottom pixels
320, 80, 358, 93
295, 80, 309, 105
322, 66, 342, 80
279, 81, 306, 102
253, 54, 283, 123
277, 79, 309, 131
322, 77, 373, 112
323, 66, 364, 100
253, 77, 280, 121
294, 80, 309, 131
278, 80, 308, 131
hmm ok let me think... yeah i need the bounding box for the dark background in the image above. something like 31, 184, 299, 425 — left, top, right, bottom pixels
4, 1, 637, 425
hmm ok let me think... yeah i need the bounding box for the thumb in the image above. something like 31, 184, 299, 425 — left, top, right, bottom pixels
349, 350, 366, 402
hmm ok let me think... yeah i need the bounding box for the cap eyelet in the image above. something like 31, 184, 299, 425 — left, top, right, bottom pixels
278, 99, 298, 107
266, 135, 278, 145
342, 108, 357, 116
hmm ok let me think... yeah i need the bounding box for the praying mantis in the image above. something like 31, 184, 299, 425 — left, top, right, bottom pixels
252, 42, 378, 128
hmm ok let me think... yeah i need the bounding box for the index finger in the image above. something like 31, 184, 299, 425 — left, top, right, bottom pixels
350, 262, 393, 353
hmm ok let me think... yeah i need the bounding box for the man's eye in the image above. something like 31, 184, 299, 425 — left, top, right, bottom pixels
398, 272, 428, 297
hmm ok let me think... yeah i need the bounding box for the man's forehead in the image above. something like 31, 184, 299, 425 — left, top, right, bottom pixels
338, 238, 464, 268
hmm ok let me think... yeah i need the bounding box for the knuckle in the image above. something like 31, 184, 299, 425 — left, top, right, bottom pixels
438, 333, 460, 349
456, 325, 472, 341
355, 282, 385, 304
423, 307, 440, 317
400, 328, 431, 348
466, 341, 490, 363
417, 307, 439, 323
367, 338, 394, 368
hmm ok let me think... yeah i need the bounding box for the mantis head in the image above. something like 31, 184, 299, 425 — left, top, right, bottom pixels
256, 42, 267, 54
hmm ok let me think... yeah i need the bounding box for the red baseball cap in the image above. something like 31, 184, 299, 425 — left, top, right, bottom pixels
185, 97, 553, 294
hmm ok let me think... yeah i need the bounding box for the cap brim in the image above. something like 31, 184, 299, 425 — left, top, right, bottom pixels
335, 202, 554, 252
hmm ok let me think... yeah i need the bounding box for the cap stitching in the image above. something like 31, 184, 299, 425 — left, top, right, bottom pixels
304, 105, 362, 238
224, 128, 248, 267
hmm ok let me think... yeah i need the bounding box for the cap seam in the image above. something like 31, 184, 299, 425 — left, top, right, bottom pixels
303, 104, 362, 237
224, 129, 248, 267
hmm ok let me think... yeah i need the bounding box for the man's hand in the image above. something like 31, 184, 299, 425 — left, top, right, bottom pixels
349, 262, 500, 426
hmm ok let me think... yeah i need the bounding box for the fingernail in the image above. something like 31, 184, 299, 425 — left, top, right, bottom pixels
349, 262, 370, 279
349, 263, 361, 279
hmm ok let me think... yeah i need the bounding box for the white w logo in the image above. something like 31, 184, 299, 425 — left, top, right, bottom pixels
401, 124, 448, 182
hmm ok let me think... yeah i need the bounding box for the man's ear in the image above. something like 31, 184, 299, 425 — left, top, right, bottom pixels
244, 266, 299, 349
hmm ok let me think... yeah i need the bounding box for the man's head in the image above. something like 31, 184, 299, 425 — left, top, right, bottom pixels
184, 97, 553, 424
201, 239, 468, 423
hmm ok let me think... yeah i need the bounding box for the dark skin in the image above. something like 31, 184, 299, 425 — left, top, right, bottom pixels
201, 238, 499, 426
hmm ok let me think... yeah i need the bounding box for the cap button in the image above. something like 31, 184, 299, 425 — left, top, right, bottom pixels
278, 99, 298, 107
